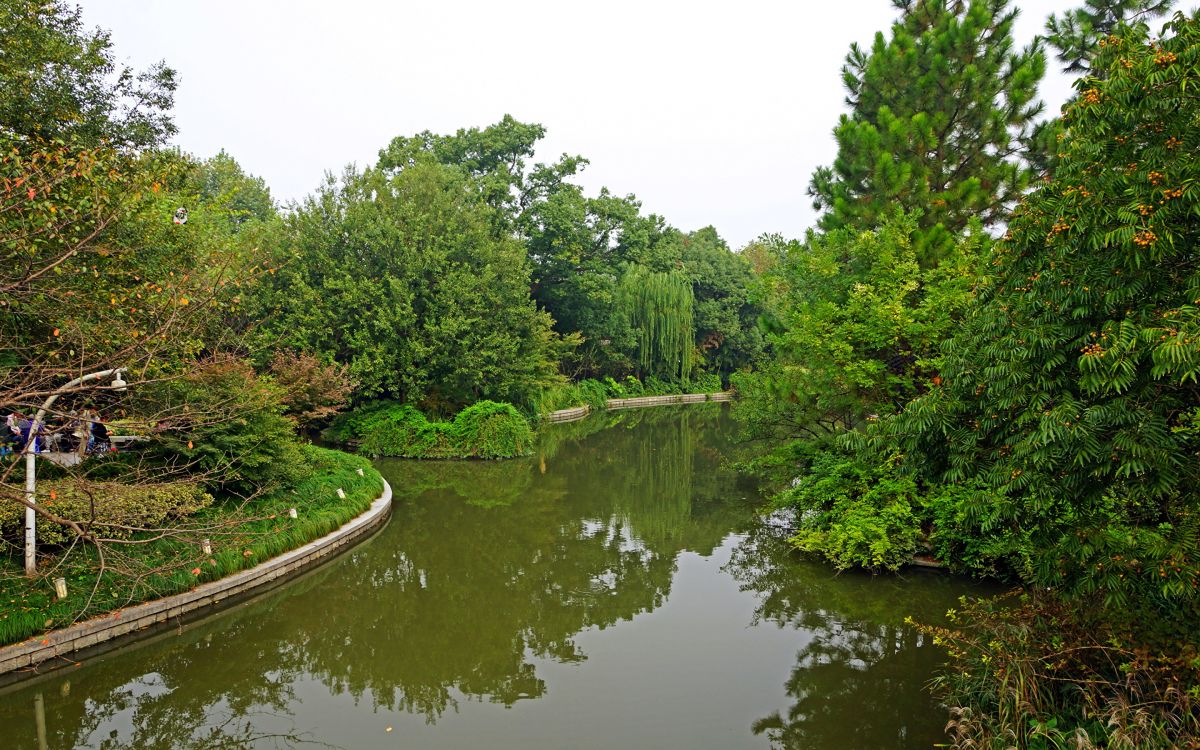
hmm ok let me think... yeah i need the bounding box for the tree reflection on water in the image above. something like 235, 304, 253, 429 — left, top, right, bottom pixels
0, 406, 975, 749
725, 524, 970, 750
0, 406, 755, 747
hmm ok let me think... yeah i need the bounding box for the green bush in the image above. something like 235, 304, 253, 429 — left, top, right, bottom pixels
621, 376, 644, 397
602, 377, 625, 398
922, 481, 1029, 579
642, 375, 675, 396
0, 480, 213, 547
449, 401, 536, 459
338, 400, 534, 459
532, 379, 608, 415
691, 372, 723, 393
775, 448, 921, 571
138, 355, 307, 493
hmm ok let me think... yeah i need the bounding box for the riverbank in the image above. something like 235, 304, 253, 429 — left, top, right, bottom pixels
0, 402, 985, 749
0, 446, 386, 655
545, 391, 733, 423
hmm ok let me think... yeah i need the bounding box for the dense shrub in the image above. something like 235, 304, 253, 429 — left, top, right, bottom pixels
619, 375, 645, 397
918, 593, 1200, 750
532, 379, 608, 414
336, 400, 534, 459
268, 350, 355, 428
775, 448, 921, 571
138, 355, 308, 493
0, 481, 212, 547
450, 401, 536, 458
690, 372, 723, 393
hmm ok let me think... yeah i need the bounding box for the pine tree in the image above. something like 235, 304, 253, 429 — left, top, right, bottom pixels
808, 0, 1044, 266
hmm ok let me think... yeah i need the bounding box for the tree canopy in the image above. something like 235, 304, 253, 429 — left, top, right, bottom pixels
808, 0, 1045, 265
0, 0, 177, 150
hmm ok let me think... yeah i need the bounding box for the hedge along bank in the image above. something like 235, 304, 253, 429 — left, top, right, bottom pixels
330, 400, 536, 459
0, 446, 385, 650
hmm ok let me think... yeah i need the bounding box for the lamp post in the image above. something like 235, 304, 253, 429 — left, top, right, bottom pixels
23, 367, 128, 576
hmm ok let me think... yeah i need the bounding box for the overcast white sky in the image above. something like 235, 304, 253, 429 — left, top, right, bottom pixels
73, 1, 1164, 247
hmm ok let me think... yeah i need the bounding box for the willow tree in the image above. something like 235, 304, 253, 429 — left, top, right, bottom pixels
618, 267, 694, 383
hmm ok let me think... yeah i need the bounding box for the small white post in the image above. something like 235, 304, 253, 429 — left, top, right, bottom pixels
201, 539, 212, 555
288, 507, 298, 519
53, 577, 67, 600
336, 488, 346, 499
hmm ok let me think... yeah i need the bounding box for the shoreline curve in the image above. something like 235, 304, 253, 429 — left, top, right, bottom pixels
0, 478, 393, 681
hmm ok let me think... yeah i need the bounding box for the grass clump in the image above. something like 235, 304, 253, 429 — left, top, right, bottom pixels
333, 400, 535, 459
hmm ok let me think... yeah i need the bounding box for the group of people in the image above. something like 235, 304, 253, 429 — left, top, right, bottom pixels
2, 410, 111, 457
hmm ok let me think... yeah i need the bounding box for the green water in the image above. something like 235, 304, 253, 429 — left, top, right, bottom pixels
0, 405, 985, 749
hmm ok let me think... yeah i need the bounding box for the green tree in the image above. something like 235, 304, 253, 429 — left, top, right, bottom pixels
523, 184, 664, 376
643, 227, 765, 381
884, 13, 1200, 616
0, 0, 177, 150
1045, 0, 1174, 73
617, 267, 695, 384
255, 158, 563, 412
186, 150, 276, 229
1028, 1, 1175, 176
377, 114, 586, 235
736, 214, 983, 451
808, 0, 1044, 265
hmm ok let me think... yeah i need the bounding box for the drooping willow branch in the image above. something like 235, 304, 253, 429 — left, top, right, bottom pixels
618, 266, 695, 383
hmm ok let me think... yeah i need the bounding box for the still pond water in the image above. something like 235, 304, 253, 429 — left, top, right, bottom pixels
0, 405, 986, 749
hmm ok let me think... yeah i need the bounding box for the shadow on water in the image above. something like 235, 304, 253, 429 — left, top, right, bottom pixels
0, 405, 988, 749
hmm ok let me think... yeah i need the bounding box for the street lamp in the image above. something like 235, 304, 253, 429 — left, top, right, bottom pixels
23, 367, 129, 576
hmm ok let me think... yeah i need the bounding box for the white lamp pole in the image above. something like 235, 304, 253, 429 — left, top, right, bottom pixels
23, 367, 128, 576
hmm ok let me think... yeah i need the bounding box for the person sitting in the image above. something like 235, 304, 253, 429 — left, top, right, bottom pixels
89, 417, 110, 454
18, 418, 41, 454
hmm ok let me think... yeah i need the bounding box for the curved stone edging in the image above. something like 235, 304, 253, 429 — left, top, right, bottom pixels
545, 391, 733, 423
545, 404, 591, 423
0, 478, 393, 678
607, 391, 732, 410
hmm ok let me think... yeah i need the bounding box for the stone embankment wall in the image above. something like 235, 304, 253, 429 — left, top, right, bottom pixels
545, 391, 733, 424
0, 480, 393, 679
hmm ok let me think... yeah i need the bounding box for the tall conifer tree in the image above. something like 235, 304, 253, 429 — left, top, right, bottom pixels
808, 0, 1044, 265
